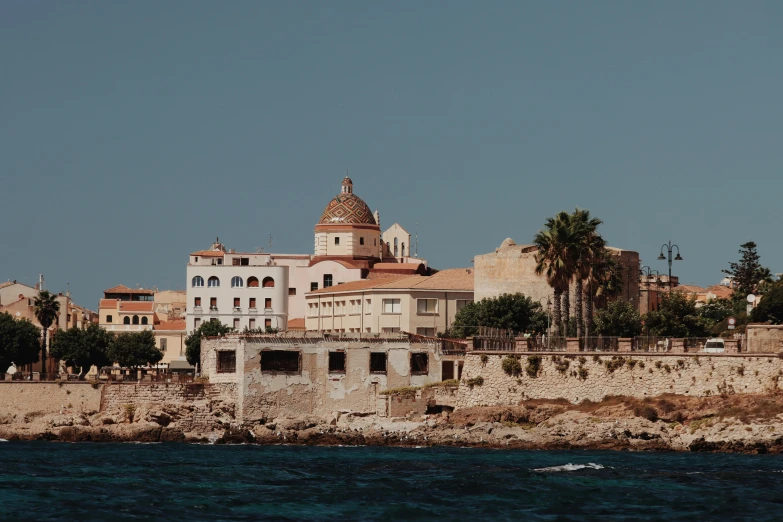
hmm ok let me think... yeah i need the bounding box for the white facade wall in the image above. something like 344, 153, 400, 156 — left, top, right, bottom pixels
186, 265, 288, 333
314, 229, 381, 258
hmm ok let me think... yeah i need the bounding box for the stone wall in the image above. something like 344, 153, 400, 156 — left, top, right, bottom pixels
456, 353, 783, 407
746, 324, 783, 353
100, 383, 238, 431
0, 383, 103, 419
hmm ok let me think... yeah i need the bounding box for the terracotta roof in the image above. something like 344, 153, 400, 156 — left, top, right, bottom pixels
307, 277, 408, 295
104, 284, 155, 295
705, 285, 733, 299
676, 285, 706, 294
318, 183, 377, 225
190, 250, 225, 258
99, 299, 118, 309
155, 319, 186, 331
0, 281, 16, 290
287, 318, 306, 331
371, 263, 424, 271
118, 302, 154, 313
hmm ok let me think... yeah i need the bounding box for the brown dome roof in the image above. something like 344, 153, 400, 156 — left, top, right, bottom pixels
319, 193, 377, 225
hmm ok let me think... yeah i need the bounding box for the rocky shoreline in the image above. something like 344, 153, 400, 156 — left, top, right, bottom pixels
3, 392, 783, 453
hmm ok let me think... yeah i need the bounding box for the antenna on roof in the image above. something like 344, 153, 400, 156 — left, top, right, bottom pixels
269, 234, 273, 251
415, 223, 419, 258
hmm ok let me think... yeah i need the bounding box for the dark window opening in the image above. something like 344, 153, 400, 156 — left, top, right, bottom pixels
411, 353, 429, 375
360, 237, 364, 245
232, 258, 240, 266
217, 351, 236, 373
241, 257, 249, 266
234, 297, 240, 308
442, 360, 454, 381
123, 317, 130, 325
249, 297, 256, 309
310, 282, 318, 291
289, 288, 297, 296
106, 315, 113, 323
323, 274, 333, 288
262, 277, 275, 288
370, 352, 387, 374
334, 237, 340, 245
194, 297, 201, 307
329, 351, 346, 373
132, 315, 140, 325
261, 350, 300, 373
248, 277, 259, 288
265, 298, 272, 309
141, 316, 148, 325
265, 318, 272, 329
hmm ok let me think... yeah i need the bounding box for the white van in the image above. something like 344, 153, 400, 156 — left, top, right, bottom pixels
703, 338, 725, 353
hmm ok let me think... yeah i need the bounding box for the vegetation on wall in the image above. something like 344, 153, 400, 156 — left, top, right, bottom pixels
185, 319, 234, 366
0, 312, 41, 374
449, 293, 548, 338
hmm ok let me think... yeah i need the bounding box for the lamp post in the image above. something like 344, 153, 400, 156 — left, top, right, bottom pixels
539, 297, 552, 350
657, 241, 683, 292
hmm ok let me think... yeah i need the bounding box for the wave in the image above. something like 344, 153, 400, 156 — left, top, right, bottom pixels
0, 439, 7, 442
534, 463, 604, 472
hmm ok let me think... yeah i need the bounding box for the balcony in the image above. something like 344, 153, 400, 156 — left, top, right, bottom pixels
248, 307, 258, 315
264, 307, 274, 313
193, 306, 203, 315
209, 306, 219, 315
232, 307, 242, 315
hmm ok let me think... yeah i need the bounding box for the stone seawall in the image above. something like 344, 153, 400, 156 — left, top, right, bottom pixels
0, 383, 103, 420
456, 353, 783, 407
100, 383, 238, 432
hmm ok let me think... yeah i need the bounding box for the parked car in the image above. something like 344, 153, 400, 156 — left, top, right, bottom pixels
703, 338, 725, 353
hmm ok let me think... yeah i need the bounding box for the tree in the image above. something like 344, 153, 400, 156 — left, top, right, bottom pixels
185, 319, 233, 366
569, 209, 604, 339
722, 242, 773, 297
0, 312, 41, 375
50, 324, 112, 378
593, 301, 642, 338
534, 211, 578, 336
450, 293, 549, 338
33, 290, 60, 378
643, 292, 711, 338
108, 330, 162, 369
751, 281, 783, 325
697, 298, 733, 324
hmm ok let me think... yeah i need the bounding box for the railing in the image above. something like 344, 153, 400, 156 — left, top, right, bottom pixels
527, 336, 567, 352
581, 337, 620, 352
633, 336, 668, 352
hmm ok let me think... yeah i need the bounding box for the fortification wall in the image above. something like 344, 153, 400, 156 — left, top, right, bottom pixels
0, 383, 103, 419
746, 324, 783, 353
456, 353, 783, 407
100, 383, 238, 431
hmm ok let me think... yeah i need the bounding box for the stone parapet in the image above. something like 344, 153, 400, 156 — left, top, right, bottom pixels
618, 338, 632, 352
566, 338, 580, 353
724, 339, 739, 354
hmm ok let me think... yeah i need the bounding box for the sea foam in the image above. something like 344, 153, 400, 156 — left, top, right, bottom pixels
533, 463, 604, 472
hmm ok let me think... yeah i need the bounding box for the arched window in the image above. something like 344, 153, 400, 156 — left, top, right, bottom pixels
262, 277, 275, 288
401, 243, 406, 257
231, 276, 244, 288
208, 276, 220, 288
141, 316, 148, 325
247, 277, 259, 288
123, 317, 130, 325
394, 237, 399, 257
132, 315, 139, 325
192, 276, 204, 287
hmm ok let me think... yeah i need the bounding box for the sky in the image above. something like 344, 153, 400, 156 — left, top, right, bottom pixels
1, 1, 782, 308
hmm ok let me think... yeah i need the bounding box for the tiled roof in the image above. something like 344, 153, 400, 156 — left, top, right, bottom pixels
118, 302, 154, 313
104, 284, 155, 295
190, 250, 225, 258
676, 285, 706, 294
155, 319, 186, 331
307, 277, 407, 295
705, 285, 733, 298
287, 318, 306, 330
99, 299, 118, 309
0, 281, 16, 290
307, 269, 474, 295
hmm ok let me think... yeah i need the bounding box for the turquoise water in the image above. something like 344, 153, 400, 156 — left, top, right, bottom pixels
2, 443, 783, 520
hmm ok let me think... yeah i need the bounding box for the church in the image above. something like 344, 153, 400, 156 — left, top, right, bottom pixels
185, 177, 429, 333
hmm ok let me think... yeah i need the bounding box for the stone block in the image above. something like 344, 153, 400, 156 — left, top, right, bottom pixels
566, 338, 580, 353
670, 339, 686, 353
618, 339, 632, 352
724, 339, 739, 354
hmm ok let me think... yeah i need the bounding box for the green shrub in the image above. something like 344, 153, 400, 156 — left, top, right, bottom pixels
380, 386, 420, 396
502, 356, 522, 377
480, 354, 489, 365
577, 367, 589, 380
466, 376, 484, 388
578, 356, 587, 365
554, 358, 570, 374
526, 356, 542, 378
604, 356, 626, 373
655, 361, 663, 369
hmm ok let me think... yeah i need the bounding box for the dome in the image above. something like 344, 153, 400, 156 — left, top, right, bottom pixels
318, 179, 378, 225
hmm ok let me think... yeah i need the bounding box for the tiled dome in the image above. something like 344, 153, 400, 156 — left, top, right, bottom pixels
318, 178, 377, 225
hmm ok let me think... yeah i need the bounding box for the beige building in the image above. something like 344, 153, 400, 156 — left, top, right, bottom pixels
154, 290, 186, 322
154, 319, 187, 365
474, 239, 641, 311
304, 268, 474, 336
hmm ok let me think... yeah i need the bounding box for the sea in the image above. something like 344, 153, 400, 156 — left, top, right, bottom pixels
1, 442, 783, 521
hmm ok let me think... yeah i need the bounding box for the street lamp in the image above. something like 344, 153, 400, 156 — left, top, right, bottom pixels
658, 241, 682, 291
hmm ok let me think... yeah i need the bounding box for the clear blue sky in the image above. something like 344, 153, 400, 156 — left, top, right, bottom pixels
1, 1, 781, 308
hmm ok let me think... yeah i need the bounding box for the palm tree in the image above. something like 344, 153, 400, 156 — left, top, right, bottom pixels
589, 252, 624, 313
534, 211, 578, 337
571, 209, 604, 338
34, 290, 60, 379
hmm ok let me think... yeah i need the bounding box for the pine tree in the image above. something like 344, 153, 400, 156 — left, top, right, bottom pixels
722, 242, 772, 297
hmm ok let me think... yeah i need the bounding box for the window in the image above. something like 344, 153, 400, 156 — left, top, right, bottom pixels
350, 300, 360, 315
370, 352, 387, 374
365, 299, 372, 314
401, 243, 405, 257
334, 301, 343, 316
249, 297, 256, 309
234, 297, 240, 308
217, 258, 223, 265
411, 353, 429, 375
241, 257, 249, 266
382, 299, 401, 314
382, 327, 400, 334
208, 276, 220, 288
262, 277, 275, 288
231, 276, 244, 288
194, 297, 201, 307
360, 237, 364, 245
249, 318, 256, 329
265, 298, 272, 309
442, 361, 455, 381
329, 351, 346, 373
132, 315, 140, 325
141, 316, 148, 325
192, 276, 204, 287
308, 303, 319, 317
334, 236, 340, 246
322, 302, 331, 316
160, 338, 167, 353
374, 238, 377, 246
416, 327, 435, 337
217, 351, 236, 373
456, 299, 472, 312
394, 237, 398, 257
261, 350, 300, 373
233, 318, 240, 329
194, 318, 201, 329
247, 277, 259, 288
310, 282, 318, 291
195, 257, 199, 263
417, 298, 438, 314
323, 274, 333, 288
210, 297, 217, 310
232, 258, 240, 266
289, 288, 297, 296
123, 316, 131, 325
106, 315, 113, 323
265, 319, 272, 329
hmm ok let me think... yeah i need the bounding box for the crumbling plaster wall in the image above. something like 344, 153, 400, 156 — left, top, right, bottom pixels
456, 353, 783, 407
0, 383, 103, 418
